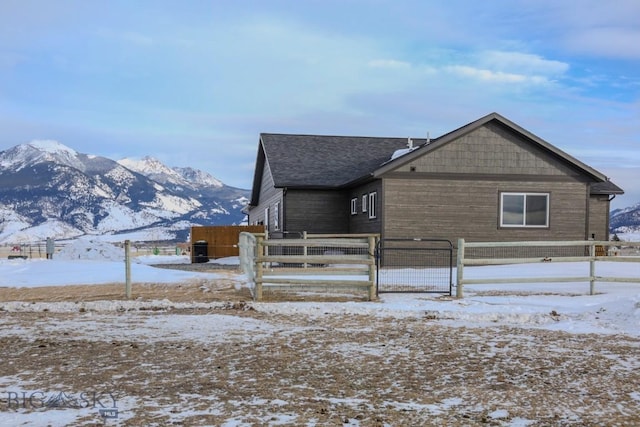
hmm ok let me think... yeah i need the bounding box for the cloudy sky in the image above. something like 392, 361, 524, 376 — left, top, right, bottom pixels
1, 0, 638, 208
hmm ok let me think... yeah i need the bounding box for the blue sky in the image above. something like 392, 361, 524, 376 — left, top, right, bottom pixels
0, 0, 638, 209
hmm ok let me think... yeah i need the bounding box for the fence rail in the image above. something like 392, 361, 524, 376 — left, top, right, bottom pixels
456, 239, 640, 297
238, 232, 377, 301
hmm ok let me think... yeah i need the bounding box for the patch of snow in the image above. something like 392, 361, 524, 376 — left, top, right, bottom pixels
0, 208, 32, 243
488, 409, 509, 419
390, 147, 417, 160
6, 219, 83, 243
56, 238, 124, 261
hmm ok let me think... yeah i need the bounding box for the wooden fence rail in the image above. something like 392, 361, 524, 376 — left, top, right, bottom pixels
238, 232, 377, 301
456, 239, 640, 298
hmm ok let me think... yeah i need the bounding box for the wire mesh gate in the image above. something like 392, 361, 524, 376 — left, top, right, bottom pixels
375, 238, 453, 295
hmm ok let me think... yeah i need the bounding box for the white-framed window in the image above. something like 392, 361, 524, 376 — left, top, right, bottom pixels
362, 195, 367, 213
500, 192, 549, 227
273, 202, 280, 231
350, 197, 357, 215
264, 207, 270, 231
368, 192, 377, 219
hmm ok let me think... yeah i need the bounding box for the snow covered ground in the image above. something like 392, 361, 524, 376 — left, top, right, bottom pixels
0, 239, 639, 426
1, 254, 638, 337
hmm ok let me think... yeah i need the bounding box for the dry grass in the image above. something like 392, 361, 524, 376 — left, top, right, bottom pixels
0, 277, 249, 304
0, 277, 639, 426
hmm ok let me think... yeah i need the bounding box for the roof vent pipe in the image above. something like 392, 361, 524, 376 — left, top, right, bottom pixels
426, 132, 431, 145
407, 137, 413, 149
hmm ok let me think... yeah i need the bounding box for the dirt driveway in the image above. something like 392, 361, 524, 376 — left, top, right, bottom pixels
0, 276, 638, 426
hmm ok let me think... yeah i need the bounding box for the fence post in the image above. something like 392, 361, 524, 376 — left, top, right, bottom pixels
254, 234, 264, 301
368, 235, 376, 301
456, 238, 465, 298
124, 240, 132, 299
589, 242, 596, 295
303, 231, 308, 269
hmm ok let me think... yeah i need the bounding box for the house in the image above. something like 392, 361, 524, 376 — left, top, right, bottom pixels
247, 112, 623, 243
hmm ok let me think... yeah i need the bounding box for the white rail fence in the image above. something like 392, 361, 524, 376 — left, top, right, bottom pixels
238, 232, 377, 301
456, 239, 640, 298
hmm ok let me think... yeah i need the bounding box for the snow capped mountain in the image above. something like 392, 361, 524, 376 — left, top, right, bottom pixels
0, 141, 249, 243
0, 140, 86, 172
174, 166, 224, 189
118, 156, 184, 186
610, 202, 640, 239
118, 156, 224, 191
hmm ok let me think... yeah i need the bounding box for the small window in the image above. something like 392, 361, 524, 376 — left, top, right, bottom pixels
273, 202, 280, 231
368, 192, 377, 219
500, 192, 549, 227
350, 198, 357, 215
264, 207, 270, 231
362, 195, 367, 213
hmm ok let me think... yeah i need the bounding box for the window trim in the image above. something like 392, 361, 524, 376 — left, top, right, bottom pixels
499, 192, 549, 228
368, 192, 377, 219
362, 194, 368, 213
350, 197, 357, 215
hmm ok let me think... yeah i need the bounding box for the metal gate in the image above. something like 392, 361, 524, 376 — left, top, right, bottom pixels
375, 238, 453, 295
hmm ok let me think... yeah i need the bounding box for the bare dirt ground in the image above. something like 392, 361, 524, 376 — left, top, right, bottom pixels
0, 272, 639, 426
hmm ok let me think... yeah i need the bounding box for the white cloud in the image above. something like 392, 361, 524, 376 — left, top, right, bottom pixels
444, 65, 548, 84
480, 51, 569, 76
442, 50, 569, 85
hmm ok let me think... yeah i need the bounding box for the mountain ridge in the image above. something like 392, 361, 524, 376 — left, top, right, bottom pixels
0, 141, 248, 243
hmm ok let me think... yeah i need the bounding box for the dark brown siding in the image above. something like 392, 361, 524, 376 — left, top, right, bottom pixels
285, 189, 349, 234
348, 180, 383, 234
588, 195, 610, 240
383, 177, 590, 243
247, 158, 283, 229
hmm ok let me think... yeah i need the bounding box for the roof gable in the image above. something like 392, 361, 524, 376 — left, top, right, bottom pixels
374, 112, 609, 182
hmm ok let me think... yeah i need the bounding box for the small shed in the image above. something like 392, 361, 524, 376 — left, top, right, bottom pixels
190, 225, 264, 263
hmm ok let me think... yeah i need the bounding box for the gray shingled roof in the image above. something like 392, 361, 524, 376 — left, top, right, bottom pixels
591, 181, 624, 195
260, 133, 425, 188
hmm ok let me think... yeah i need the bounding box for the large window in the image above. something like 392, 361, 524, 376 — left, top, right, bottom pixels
500, 192, 549, 227
368, 192, 377, 219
